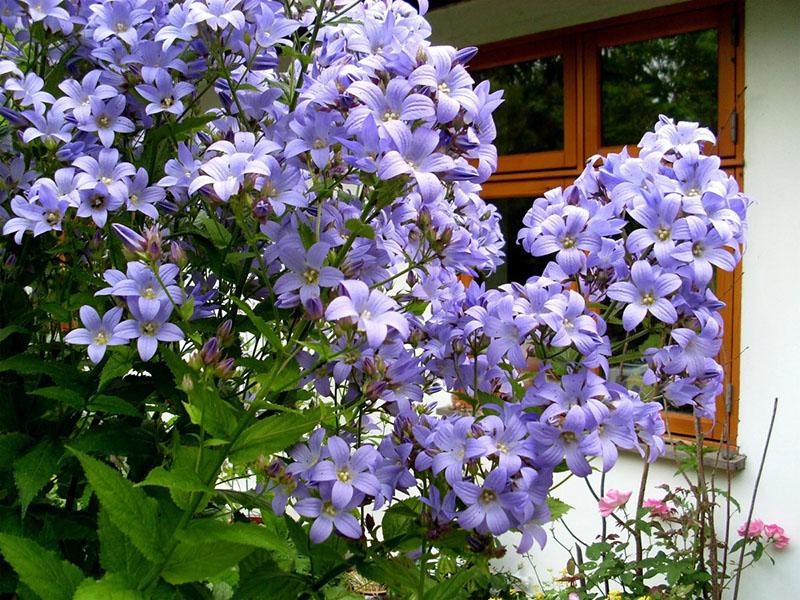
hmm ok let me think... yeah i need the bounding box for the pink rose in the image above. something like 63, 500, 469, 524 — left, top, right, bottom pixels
598, 489, 632, 518
643, 498, 671, 518
568, 594, 580, 600
765, 523, 790, 549
737, 518, 765, 538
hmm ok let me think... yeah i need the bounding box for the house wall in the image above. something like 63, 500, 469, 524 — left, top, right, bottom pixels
428, 0, 800, 596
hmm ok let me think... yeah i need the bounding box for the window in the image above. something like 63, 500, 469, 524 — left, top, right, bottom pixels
471, 1, 744, 445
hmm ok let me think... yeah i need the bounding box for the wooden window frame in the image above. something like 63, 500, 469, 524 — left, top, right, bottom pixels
471, 0, 745, 446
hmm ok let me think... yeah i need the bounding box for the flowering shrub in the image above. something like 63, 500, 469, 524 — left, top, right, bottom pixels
533, 480, 789, 600
0, 0, 749, 597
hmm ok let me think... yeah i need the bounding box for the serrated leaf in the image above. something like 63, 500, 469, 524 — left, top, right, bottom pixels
27, 386, 85, 410
88, 394, 140, 416
230, 297, 283, 353
197, 212, 233, 249
13, 439, 62, 516
73, 574, 143, 600
183, 384, 237, 440
97, 509, 152, 588
69, 449, 164, 561
99, 347, 134, 391
0, 533, 84, 600
138, 466, 211, 493
230, 407, 320, 464
180, 518, 294, 558
344, 218, 375, 240
546, 497, 573, 521
424, 569, 476, 600
233, 570, 308, 600
161, 541, 255, 585
0, 354, 78, 382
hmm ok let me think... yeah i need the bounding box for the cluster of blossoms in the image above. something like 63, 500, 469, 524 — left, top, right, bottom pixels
738, 519, 790, 549
0, 0, 748, 556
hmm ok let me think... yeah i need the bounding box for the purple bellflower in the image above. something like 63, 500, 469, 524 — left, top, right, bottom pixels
607, 260, 681, 331
325, 280, 410, 347
64, 306, 127, 363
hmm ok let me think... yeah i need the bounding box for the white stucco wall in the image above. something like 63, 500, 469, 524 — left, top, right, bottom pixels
428, 0, 800, 596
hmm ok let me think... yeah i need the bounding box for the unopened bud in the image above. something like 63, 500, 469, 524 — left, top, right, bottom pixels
170, 241, 186, 267
214, 357, 235, 379
112, 223, 147, 254
199, 337, 220, 365
180, 374, 194, 392
143, 224, 162, 261
216, 319, 234, 346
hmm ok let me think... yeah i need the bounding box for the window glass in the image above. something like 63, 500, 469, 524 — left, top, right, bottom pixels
473, 55, 564, 155
600, 28, 718, 146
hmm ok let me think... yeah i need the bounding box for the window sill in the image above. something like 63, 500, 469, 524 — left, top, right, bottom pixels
622, 441, 746, 472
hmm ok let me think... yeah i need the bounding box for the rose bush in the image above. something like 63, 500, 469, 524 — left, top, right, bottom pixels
0, 0, 748, 598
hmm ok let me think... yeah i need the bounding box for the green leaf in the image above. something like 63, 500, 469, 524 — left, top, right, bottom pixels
0, 533, 84, 600
161, 541, 255, 585
382, 498, 422, 542
546, 496, 573, 521
233, 569, 308, 600
97, 509, 152, 588
0, 354, 78, 382
230, 407, 321, 464
230, 297, 283, 353
0, 325, 27, 343
180, 518, 294, 558
183, 383, 238, 440
98, 347, 134, 391
13, 439, 62, 516
27, 386, 85, 410
87, 394, 140, 416
73, 574, 143, 600
197, 212, 233, 249
424, 569, 476, 600
138, 466, 212, 493
585, 542, 612, 561
69, 448, 164, 561
344, 218, 375, 240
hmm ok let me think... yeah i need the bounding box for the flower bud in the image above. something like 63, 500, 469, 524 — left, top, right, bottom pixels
112, 223, 147, 254
199, 337, 220, 365
143, 224, 162, 261
170, 241, 187, 267
216, 319, 234, 346
180, 374, 194, 392
214, 357, 235, 379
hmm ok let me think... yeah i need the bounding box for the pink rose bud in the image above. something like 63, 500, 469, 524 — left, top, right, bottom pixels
643, 498, 671, 517
598, 489, 632, 518
737, 518, 765, 538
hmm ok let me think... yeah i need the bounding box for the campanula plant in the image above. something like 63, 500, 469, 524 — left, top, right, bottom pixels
0, 0, 749, 597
